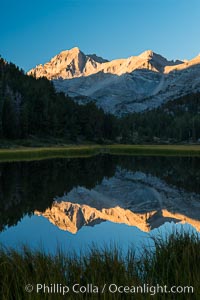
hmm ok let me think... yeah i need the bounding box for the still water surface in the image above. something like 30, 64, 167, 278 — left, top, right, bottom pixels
0, 155, 199, 254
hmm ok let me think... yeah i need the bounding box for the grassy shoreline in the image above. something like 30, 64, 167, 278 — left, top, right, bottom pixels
0, 144, 200, 162
0, 232, 199, 299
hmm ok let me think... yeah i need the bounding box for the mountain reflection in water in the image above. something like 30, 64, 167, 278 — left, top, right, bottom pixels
0, 155, 200, 252
35, 168, 200, 233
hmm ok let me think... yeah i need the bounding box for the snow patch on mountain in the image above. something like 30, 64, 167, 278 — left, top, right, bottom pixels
28, 47, 200, 115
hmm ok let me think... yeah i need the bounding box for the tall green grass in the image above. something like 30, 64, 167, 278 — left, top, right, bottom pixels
0, 232, 199, 299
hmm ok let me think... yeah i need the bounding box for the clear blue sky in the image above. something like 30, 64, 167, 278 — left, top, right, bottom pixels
1, 0, 200, 71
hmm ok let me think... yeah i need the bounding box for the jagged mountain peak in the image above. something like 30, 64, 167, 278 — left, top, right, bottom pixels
139, 49, 174, 62
50, 47, 86, 63
69, 46, 80, 52
28, 47, 185, 80
139, 49, 184, 72
28, 47, 107, 79
61, 46, 80, 54
27, 47, 200, 115
55, 47, 80, 58
139, 49, 155, 59
138, 49, 170, 64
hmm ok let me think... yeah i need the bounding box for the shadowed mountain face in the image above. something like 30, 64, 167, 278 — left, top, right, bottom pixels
35, 168, 200, 234
28, 47, 200, 115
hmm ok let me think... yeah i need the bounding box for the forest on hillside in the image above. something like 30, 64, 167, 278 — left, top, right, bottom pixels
0, 58, 118, 142
120, 93, 200, 143
0, 57, 200, 144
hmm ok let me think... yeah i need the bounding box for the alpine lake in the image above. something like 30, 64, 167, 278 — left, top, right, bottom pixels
0, 153, 200, 255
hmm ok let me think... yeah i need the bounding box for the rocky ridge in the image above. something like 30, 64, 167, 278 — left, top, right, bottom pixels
28, 47, 200, 115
